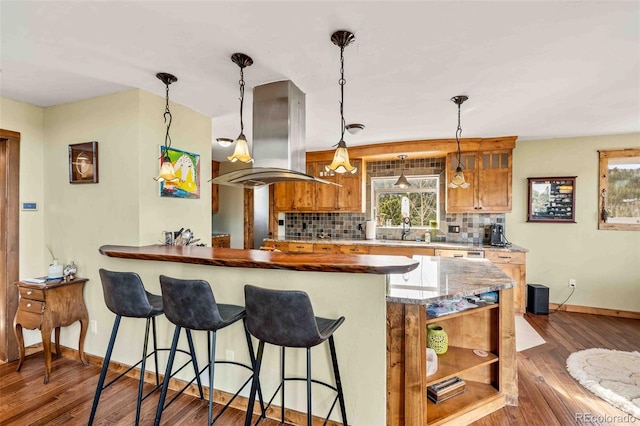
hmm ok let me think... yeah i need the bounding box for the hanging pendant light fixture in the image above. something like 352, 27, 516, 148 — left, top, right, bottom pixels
394, 155, 412, 188
449, 95, 470, 189
227, 53, 254, 163
326, 30, 358, 174
154, 72, 180, 182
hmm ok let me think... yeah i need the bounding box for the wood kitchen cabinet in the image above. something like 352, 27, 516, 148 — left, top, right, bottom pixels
446, 150, 512, 213
313, 160, 363, 212
273, 160, 364, 213
211, 234, 230, 248
484, 251, 526, 315
211, 160, 220, 213
273, 164, 316, 211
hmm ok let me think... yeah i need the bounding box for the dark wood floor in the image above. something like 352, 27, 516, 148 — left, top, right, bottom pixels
1, 311, 638, 425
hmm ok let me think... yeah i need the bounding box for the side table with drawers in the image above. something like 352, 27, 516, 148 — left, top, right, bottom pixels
13, 277, 89, 383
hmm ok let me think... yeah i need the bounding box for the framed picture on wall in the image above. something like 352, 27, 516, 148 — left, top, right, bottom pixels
158, 146, 200, 199
527, 176, 576, 223
69, 141, 98, 184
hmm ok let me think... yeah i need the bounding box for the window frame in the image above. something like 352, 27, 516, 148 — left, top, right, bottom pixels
371, 174, 440, 229
598, 148, 640, 231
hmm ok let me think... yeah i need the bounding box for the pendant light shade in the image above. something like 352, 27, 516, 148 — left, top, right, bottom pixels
394, 155, 412, 188
227, 53, 254, 164
154, 72, 179, 183
326, 30, 358, 174
448, 95, 470, 189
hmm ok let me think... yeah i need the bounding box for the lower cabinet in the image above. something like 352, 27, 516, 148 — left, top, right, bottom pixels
211, 235, 230, 248
387, 287, 517, 425
484, 251, 526, 315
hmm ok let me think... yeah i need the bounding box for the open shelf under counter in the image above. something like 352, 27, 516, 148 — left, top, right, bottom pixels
426, 346, 498, 386
426, 381, 503, 426
426, 303, 498, 324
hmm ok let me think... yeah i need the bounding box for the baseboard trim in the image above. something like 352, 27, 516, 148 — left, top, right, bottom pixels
548, 303, 640, 320
25, 343, 343, 426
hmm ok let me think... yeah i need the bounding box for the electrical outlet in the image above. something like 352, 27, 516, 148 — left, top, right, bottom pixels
90, 320, 98, 334
225, 349, 234, 361
568, 279, 576, 288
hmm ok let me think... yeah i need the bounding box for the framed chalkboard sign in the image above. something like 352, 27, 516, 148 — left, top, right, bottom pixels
527, 177, 576, 223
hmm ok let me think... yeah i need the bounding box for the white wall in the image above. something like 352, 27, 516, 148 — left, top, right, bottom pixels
507, 133, 640, 312
212, 161, 247, 248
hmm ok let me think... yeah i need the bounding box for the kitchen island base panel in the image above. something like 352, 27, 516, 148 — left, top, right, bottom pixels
94, 258, 388, 426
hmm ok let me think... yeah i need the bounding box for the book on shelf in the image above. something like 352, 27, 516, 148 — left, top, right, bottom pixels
427, 376, 466, 404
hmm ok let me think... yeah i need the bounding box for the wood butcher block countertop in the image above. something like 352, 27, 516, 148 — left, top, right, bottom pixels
99, 244, 419, 275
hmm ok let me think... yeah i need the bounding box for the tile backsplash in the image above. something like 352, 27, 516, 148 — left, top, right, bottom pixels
284, 156, 506, 244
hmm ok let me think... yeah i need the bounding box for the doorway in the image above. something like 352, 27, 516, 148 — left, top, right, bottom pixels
0, 129, 20, 362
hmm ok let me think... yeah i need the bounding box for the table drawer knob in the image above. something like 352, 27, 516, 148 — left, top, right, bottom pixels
27, 290, 33, 295
27, 303, 31, 308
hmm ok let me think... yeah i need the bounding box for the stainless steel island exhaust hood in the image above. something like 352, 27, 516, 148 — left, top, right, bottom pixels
210, 80, 336, 187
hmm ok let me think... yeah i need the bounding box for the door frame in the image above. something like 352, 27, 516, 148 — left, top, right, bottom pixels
1, 129, 20, 362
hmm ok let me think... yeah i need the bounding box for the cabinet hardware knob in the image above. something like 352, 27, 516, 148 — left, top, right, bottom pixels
27, 291, 32, 295
27, 303, 31, 307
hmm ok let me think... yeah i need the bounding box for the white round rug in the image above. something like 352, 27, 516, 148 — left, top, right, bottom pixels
566, 348, 640, 419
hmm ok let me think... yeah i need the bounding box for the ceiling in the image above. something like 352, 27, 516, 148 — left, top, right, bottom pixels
2, 1, 639, 161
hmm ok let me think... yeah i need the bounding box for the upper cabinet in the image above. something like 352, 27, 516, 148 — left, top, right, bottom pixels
446, 149, 512, 213
272, 160, 364, 213
273, 163, 316, 211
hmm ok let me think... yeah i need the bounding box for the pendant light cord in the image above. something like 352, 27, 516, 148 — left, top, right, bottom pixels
455, 102, 463, 166
239, 66, 245, 135
163, 82, 172, 155
339, 44, 346, 142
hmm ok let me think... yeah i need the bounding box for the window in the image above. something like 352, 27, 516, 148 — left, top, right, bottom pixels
372, 175, 440, 227
599, 148, 640, 231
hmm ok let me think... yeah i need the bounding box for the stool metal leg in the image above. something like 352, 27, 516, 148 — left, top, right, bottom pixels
185, 329, 204, 399
306, 347, 312, 426
151, 316, 160, 385
329, 336, 348, 426
208, 330, 217, 426
135, 318, 152, 425
243, 320, 266, 419
244, 340, 265, 426
281, 346, 286, 423
154, 325, 181, 426
88, 315, 121, 425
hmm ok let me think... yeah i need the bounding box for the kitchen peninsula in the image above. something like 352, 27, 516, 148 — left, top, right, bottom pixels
99, 244, 516, 425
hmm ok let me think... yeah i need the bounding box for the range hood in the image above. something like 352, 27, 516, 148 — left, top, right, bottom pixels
211, 80, 336, 187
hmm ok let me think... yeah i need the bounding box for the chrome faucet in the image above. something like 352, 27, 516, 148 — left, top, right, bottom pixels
401, 216, 411, 240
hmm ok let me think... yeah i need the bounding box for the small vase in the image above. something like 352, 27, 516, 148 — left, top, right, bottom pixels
427, 324, 448, 355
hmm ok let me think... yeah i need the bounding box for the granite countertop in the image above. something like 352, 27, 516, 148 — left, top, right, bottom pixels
265, 237, 527, 253
211, 233, 230, 237
386, 256, 515, 305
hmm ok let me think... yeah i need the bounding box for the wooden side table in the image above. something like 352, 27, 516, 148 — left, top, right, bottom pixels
13, 277, 89, 383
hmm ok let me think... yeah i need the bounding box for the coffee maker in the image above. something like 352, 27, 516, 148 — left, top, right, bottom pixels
489, 224, 507, 246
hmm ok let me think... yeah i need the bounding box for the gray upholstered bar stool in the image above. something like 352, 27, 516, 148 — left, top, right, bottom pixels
89, 269, 203, 426
154, 275, 265, 426
243, 284, 348, 426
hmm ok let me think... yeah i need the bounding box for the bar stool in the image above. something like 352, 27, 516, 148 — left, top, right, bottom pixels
89, 269, 203, 426
243, 284, 348, 426
154, 275, 265, 426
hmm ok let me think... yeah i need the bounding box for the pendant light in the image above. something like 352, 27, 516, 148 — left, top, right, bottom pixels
154, 72, 179, 182
326, 30, 358, 174
448, 95, 470, 189
227, 53, 254, 163
394, 155, 412, 188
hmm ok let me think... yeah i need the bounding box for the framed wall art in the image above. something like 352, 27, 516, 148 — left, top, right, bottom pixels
69, 141, 98, 183
159, 146, 200, 199
527, 176, 576, 223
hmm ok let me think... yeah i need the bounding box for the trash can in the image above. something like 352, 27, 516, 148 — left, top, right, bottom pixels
527, 284, 549, 315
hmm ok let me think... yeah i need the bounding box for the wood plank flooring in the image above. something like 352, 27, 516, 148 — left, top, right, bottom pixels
1, 311, 638, 425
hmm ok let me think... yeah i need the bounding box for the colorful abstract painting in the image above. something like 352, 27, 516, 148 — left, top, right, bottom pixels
159, 146, 200, 199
